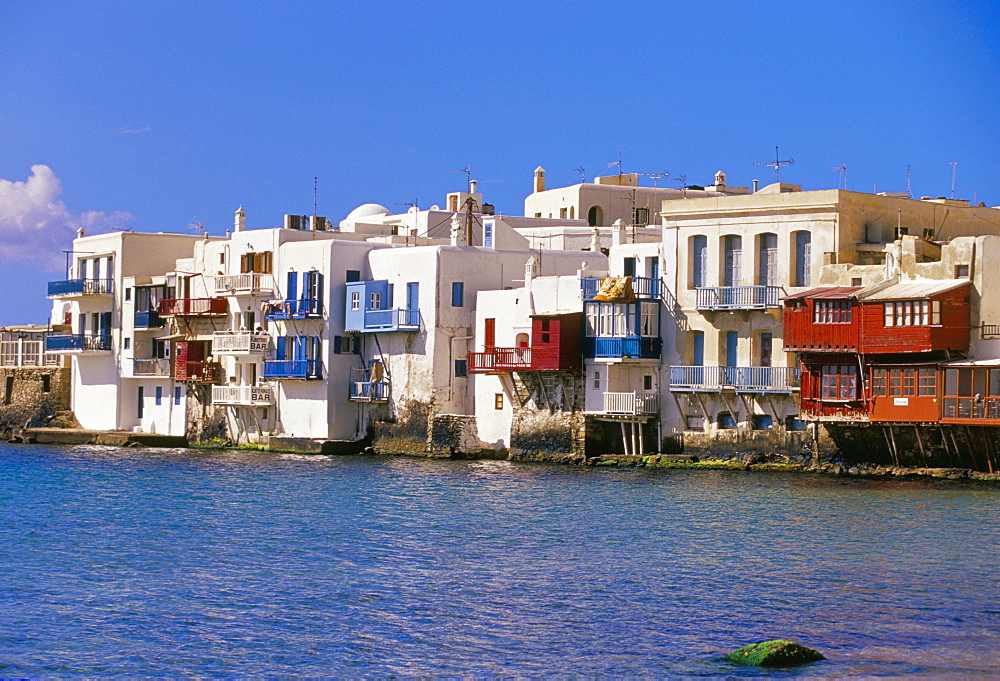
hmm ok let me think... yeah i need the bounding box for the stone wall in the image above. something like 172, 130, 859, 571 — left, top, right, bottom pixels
0, 366, 71, 432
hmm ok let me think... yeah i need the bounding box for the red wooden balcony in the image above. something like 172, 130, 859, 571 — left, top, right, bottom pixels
159, 298, 228, 316
468, 347, 532, 373
175, 360, 222, 383
782, 287, 862, 352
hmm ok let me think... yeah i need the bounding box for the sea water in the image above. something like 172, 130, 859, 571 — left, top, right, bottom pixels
2, 444, 999, 677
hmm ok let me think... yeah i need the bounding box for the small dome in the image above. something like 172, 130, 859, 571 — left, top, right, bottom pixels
344, 203, 391, 222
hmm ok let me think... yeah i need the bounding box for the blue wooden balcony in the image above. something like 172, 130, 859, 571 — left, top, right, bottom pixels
581, 276, 660, 300
133, 310, 163, 329
264, 298, 322, 320
668, 366, 800, 393
349, 381, 390, 402
47, 278, 113, 297
45, 334, 112, 353
345, 280, 420, 332
695, 286, 781, 310
584, 336, 661, 360
263, 359, 322, 379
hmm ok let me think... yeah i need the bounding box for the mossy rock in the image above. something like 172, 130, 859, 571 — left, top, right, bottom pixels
727, 639, 824, 667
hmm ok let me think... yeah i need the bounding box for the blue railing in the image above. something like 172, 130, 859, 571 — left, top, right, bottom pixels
44, 334, 112, 352
264, 298, 322, 319
349, 381, 390, 401
668, 366, 800, 392
581, 276, 660, 299
47, 278, 113, 296
695, 286, 781, 310
133, 310, 163, 328
584, 336, 661, 359
363, 308, 420, 331
263, 358, 323, 379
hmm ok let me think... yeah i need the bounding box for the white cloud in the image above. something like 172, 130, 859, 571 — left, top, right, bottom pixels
0, 165, 132, 270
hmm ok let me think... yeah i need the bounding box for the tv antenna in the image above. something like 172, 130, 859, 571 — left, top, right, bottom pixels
452, 164, 472, 192
639, 171, 670, 188
906, 165, 912, 198
567, 167, 586, 183
754, 146, 794, 183
829, 164, 847, 190
607, 149, 624, 175
949, 161, 958, 199
186, 218, 205, 235
313, 176, 318, 216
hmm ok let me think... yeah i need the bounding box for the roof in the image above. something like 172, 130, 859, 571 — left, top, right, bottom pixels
781, 286, 861, 302
939, 358, 1000, 367
858, 279, 969, 302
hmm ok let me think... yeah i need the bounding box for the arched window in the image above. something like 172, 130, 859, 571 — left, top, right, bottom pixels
758, 232, 777, 286
587, 205, 604, 227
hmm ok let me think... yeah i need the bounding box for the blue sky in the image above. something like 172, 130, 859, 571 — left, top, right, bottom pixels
2, 1, 998, 325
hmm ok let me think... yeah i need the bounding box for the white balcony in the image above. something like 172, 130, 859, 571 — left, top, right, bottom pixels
213, 273, 276, 295
212, 332, 269, 356
591, 391, 658, 416
132, 358, 171, 377
212, 385, 274, 406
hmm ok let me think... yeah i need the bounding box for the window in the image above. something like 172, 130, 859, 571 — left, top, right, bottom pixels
124, 337, 131, 350
240, 251, 273, 274
220, 252, 226, 265
851, 277, 863, 287
155, 386, 162, 405
483, 221, 494, 248
452, 282, 464, 307
346, 270, 361, 283
820, 365, 857, 400
758, 232, 777, 287
370, 292, 381, 310
454, 359, 467, 377
956, 265, 969, 278
813, 300, 852, 324
125, 288, 132, 301
918, 368, 936, 396
691, 235, 708, 289
593, 371, 601, 389
884, 300, 935, 326
932, 300, 941, 325
174, 386, 182, 405
643, 375, 653, 391
723, 235, 742, 287
42, 375, 51, 393
793, 231, 812, 287
640, 302, 657, 337
634, 207, 649, 226
351, 292, 360, 310
137, 386, 144, 419
494, 393, 504, 410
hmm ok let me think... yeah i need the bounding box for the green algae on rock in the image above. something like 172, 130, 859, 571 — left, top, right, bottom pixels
727, 639, 825, 667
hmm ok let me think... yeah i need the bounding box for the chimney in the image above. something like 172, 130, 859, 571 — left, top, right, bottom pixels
470, 179, 478, 195
534, 166, 546, 193
234, 206, 246, 232
450, 213, 465, 246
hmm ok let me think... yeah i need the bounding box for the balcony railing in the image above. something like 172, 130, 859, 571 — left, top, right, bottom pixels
132, 358, 171, 376
349, 381, 390, 402
468, 347, 532, 373
0, 341, 60, 367
264, 298, 322, 319
593, 392, 658, 415
213, 273, 276, 295
669, 366, 800, 392
212, 385, 274, 406
695, 286, 781, 310
941, 396, 1000, 422
159, 298, 228, 316
44, 334, 112, 352
133, 310, 163, 329
348, 308, 420, 332
581, 276, 660, 300
175, 360, 222, 383
263, 359, 322, 380
47, 278, 113, 297
211, 332, 269, 355
584, 337, 661, 360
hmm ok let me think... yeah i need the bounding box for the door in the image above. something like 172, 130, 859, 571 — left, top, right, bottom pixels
406, 282, 419, 325
725, 331, 739, 386
759, 233, 777, 287
484, 318, 496, 350
724, 236, 741, 287
760, 332, 773, 368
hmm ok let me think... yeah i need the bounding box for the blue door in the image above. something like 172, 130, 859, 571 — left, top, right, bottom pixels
726, 331, 738, 367
406, 282, 419, 325
692, 236, 707, 288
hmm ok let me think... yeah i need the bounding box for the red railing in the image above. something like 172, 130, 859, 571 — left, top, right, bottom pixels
468, 347, 532, 373
159, 298, 228, 316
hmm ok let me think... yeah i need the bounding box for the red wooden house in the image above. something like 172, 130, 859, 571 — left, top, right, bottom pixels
468, 312, 582, 373
783, 287, 863, 353
855, 279, 970, 355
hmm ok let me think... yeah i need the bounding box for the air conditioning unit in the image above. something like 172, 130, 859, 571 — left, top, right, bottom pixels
284, 215, 306, 230
310, 215, 328, 231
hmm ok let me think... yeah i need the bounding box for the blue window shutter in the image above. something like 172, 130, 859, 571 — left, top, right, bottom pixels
294, 336, 306, 360
316, 272, 324, 311
300, 272, 308, 300
174, 387, 181, 405
333, 336, 342, 354
286, 271, 297, 301
452, 282, 464, 307
276, 336, 287, 360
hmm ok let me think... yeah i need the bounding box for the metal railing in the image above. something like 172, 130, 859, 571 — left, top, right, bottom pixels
212, 385, 274, 406
349, 381, 390, 402
47, 278, 113, 296
364, 308, 420, 330
132, 358, 171, 376
669, 365, 800, 392
159, 298, 228, 316
213, 273, 276, 294
211, 332, 269, 355
263, 359, 323, 379
0, 340, 59, 366
581, 276, 660, 299
264, 298, 323, 319
468, 347, 532, 372
601, 392, 658, 415
695, 286, 781, 310
44, 334, 112, 352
